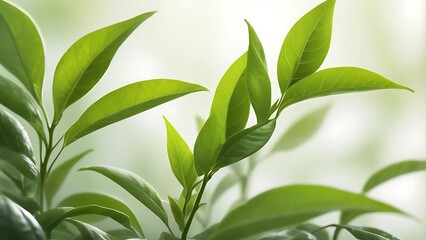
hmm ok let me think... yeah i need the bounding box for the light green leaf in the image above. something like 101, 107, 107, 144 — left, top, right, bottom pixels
363, 160, 426, 193
332, 224, 399, 240
52, 11, 155, 121
259, 229, 316, 240
66, 219, 117, 240
279, 67, 413, 113
0, 1, 45, 101
271, 105, 329, 153
36, 205, 138, 234
168, 196, 184, 232
245, 20, 271, 122
226, 69, 250, 138
45, 150, 93, 207
210, 173, 238, 204
214, 120, 276, 170
80, 166, 168, 226
195, 115, 205, 133
57, 192, 144, 237
0, 195, 46, 240
163, 117, 197, 190
210, 185, 404, 240
296, 223, 328, 240
277, 0, 335, 93
0, 76, 46, 142
64, 79, 206, 146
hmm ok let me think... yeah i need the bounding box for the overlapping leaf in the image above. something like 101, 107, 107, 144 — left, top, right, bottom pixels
66, 219, 117, 240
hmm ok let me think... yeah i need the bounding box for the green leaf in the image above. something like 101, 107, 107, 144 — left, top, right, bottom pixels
159, 232, 180, 240
36, 205, 138, 234
362, 160, 426, 193
57, 192, 144, 237
80, 166, 168, 226
107, 229, 140, 240
332, 224, 399, 240
226, 69, 250, 138
245, 20, 271, 122
271, 105, 329, 153
259, 229, 317, 240
0, 195, 46, 240
194, 54, 247, 175
168, 196, 184, 232
296, 223, 329, 240
279, 67, 413, 113
66, 219, 117, 240
64, 79, 206, 146
0, 75, 46, 142
45, 150, 93, 207
0, 1, 45, 101
277, 0, 335, 93
210, 185, 404, 240
214, 120, 276, 170
193, 224, 218, 240
210, 173, 238, 204
1, 191, 40, 215
195, 115, 205, 133
163, 117, 197, 190
52, 11, 155, 121
0, 147, 38, 185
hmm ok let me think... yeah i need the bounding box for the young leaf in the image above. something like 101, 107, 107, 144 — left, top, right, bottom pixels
64, 79, 206, 146
277, 0, 335, 93
0, 195, 46, 240
214, 120, 276, 170
362, 160, 426, 193
0, 1, 45, 101
66, 219, 117, 240
332, 224, 399, 240
210, 173, 238, 204
45, 150, 93, 207
210, 185, 404, 240
271, 105, 329, 153
36, 205, 137, 233
57, 192, 144, 237
163, 117, 197, 190
168, 196, 185, 231
80, 166, 168, 226
279, 67, 413, 113
52, 11, 155, 122
0, 76, 46, 142
245, 20, 271, 122
226, 69, 250, 138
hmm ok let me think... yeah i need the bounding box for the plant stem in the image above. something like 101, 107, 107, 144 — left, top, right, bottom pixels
181, 173, 210, 240
38, 123, 57, 211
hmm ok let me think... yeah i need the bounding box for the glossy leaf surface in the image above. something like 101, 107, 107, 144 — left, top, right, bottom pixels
214, 120, 276, 170
1, 191, 39, 215
64, 79, 206, 146
277, 0, 335, 93
164, 117, 197, 189
80, 166, 168, 225
53, 11, 155, 121
226, 69, 250, 138
245, 20, 271, 122
0, 147, 38, 185
0, 1, 44, 101
66, 219, 117, 240
210, 185, 403, 240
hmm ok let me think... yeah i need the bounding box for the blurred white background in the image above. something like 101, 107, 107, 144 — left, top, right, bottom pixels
7, 0, 426, 239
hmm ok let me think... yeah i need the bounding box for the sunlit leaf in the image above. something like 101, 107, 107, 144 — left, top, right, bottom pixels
66, 219, 117, 240
0, 1, 44, 101
277, 0, 335, 93
168, 196, 184, 232
80, 166, 168, 226
52, 11, 155, 121
245, 20, 271, 122
0, 195, 46, 240
45, 150, 93, 207
214, 120, 276, 170
64, 79, 206, 146
226, 69, 250, 138
210, 185, 404, 240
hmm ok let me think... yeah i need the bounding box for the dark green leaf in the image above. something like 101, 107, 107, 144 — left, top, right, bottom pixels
226, 69, 250, 138
0, 1, 45, 101
296, 223, 329, 240
80, 166, 168, 226
1, 191, 39, 214
277, 0, 335, 92
168, 196, 184, 231
271, 105, 329, 153
214, 120, 276, 170
0, 147, 38, 185
332, 224, 399, 240
66, 219, 117, 240
259, 229, 317, 240
210, 185, 404, 240
0, 195, 46, 240
363, 160, 426, 193
0, 75, 46, 141
57, 192, 143, 237
64, 79, 206, 146
210, 173, 238, 204
245, 20, 271, 122
163, 117, 197, 190
279, 67, 413, 113
45, 150, 92, 207
52, 11, 155, 121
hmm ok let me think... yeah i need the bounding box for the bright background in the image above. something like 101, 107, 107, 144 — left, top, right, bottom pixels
5, 0, 426, 239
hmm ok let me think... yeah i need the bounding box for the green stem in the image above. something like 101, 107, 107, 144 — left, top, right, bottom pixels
181, 173, 210, 240
39, 123, 57, 211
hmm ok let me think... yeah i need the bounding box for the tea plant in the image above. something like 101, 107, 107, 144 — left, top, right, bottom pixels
0, 0, 205, 239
